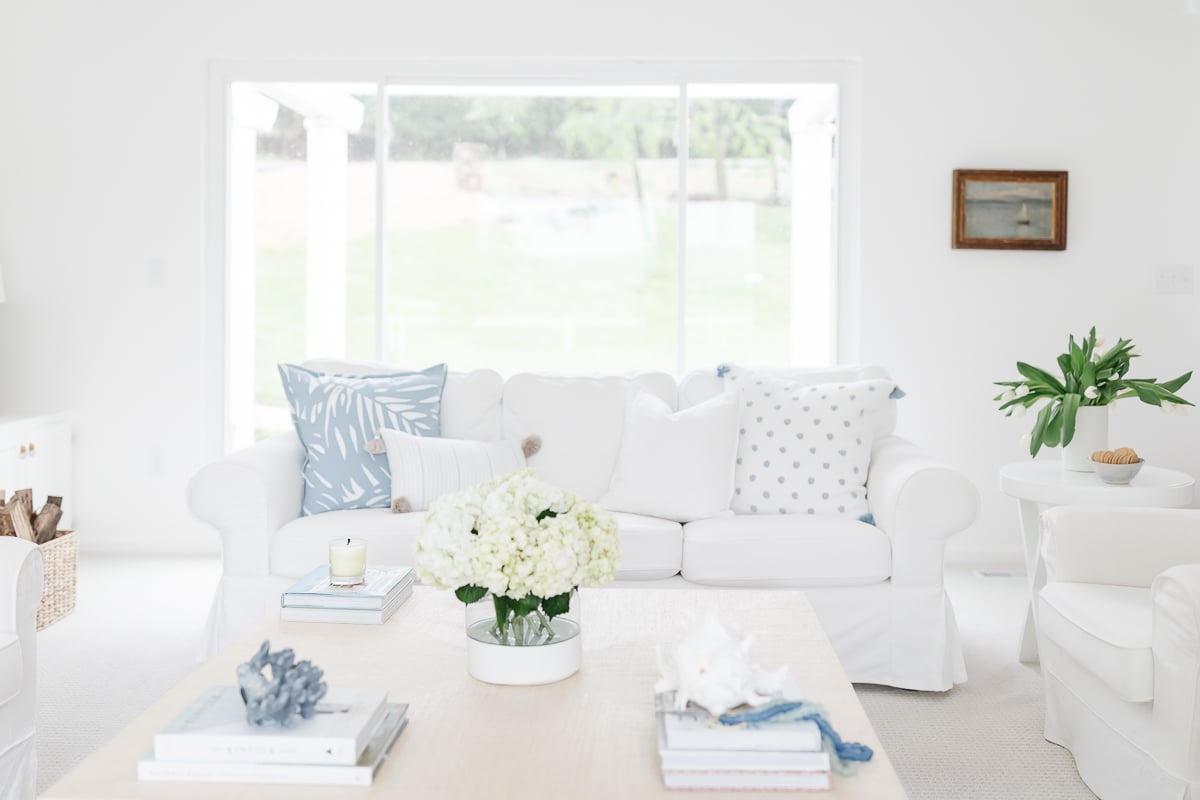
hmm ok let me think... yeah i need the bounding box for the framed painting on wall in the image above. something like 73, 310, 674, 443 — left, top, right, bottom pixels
952, 169, 1068, 251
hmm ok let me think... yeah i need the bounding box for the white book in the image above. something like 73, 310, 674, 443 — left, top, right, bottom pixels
155, 686, 389, 766
140, 704, 408, 786
661, 710, 822, 753
662, 769, 831, 791
281, 584, 413, 624
657, 714, 830, 773
281, 565, 414, 610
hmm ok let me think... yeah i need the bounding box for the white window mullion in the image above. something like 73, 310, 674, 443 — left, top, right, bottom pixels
373, 81, 389, 362
675, 83, 689, 377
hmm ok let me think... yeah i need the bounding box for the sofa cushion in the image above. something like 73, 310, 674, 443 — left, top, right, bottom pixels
380, 429, 525, 512
679, 366, 898, 438
272, 509, 682, 582
600, 390, 740, 523
1038, 582, 1153, 702
681, 516, 891, 587
611, 512, 683, 580
501, 373, 676, 500
722, 368, 895, 520
279, 363, 448, 514
0, 634, 21, 708
303, 360, 505, 442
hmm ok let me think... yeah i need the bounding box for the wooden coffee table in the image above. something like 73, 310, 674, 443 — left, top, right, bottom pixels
44, 588, 907, 798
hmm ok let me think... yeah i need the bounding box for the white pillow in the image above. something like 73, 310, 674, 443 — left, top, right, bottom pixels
599, 389, 740, 523
379, 428, 525, 512
723, 367, 896, 519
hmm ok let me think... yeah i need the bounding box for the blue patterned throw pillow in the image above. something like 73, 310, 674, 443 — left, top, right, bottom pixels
278, 363, 448, 515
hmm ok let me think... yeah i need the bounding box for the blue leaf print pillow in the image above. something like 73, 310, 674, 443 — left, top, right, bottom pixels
278, 363, 448, 515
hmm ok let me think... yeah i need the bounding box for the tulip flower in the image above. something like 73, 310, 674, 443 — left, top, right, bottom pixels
1001, 389, 1016, 402
1014, 385, 1030, 398
1011, 405, 1027, 418
1094, 336, 1106, 348
1084, 386, 1100, 400
1019, 433, 1032, 448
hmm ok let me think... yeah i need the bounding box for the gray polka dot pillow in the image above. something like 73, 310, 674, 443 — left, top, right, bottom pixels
723, 366, 896, 518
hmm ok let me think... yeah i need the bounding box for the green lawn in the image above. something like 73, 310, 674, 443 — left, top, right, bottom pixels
253, 159, 793, 412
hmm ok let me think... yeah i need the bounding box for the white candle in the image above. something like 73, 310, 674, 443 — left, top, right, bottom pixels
329, 538, 367, 585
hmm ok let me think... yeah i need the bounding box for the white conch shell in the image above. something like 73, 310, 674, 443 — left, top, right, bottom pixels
655, 615, 792, 717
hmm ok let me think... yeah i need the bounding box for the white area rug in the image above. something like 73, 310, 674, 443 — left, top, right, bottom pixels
34, 560, 1096, 798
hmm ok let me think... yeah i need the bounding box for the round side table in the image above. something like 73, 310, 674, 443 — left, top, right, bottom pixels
999, 460, 1194, 663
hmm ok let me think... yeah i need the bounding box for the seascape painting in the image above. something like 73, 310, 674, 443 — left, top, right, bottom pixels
952, 170, 1068, 250
963, 181, 1054, 240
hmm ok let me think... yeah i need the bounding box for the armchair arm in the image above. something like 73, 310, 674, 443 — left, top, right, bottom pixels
187, 432, 304, 577
0, 538, 42, 639
867, 435, 980, 586
1042, 506, 1200, 589
1152, 564, 1200, 782
0, 537, 43, 773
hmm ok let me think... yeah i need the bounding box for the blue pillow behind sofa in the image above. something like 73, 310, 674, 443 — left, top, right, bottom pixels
278, 363, 448, 515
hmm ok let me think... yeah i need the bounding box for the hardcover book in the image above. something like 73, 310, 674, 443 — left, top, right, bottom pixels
154, 686, 389, 766
140, 703, 409, 785
281, 565, 414, 610
656, 714, 831, 772
281, 584, 413, 625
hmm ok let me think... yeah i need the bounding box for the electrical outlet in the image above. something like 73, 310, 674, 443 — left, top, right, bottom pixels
146, 258, 165, 288
1154, 264, 1194, 295
148, 447, 164, 476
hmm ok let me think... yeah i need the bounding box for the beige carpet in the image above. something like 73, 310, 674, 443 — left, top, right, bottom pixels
34, 560, 1096, 798
859, 665, 1094, 799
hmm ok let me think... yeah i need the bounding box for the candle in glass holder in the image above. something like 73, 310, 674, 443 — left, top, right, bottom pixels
329, 538, 366, 586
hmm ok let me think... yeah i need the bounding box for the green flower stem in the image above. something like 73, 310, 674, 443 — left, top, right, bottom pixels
534, 608, 557, 643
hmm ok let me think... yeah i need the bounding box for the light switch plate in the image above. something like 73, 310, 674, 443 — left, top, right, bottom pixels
1154, 264, 1194, 295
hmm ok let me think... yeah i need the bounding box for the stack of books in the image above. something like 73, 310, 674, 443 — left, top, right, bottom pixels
655, 693, 831, 791
138, 686, 407, 786
280, 565, 414, 624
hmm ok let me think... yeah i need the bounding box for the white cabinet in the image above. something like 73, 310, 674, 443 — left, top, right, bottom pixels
0, 415, 72, 528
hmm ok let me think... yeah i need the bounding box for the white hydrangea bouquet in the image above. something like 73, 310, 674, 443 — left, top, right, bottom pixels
414, 468, 620, 646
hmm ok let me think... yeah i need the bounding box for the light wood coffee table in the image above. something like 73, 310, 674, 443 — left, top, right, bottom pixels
44, 588, 906, 799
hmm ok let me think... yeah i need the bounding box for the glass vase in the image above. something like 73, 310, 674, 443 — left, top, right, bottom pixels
464, 591, 581, 685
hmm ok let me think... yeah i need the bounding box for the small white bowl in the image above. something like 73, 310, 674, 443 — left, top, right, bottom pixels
1093, 459, 1145, 485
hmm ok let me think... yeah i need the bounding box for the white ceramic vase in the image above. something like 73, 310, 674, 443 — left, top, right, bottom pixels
1061, 405, 1109, 472
464, 592, 581, 685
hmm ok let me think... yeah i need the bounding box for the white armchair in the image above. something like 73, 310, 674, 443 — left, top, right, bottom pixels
0, 538, 44, 800
1038, 505, 1200, 799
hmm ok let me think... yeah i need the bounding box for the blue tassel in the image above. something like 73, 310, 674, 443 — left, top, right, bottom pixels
717, 700, 874, 774
716, 364, 731, 378
889, 386, 907, 399
858, 512, 876, 526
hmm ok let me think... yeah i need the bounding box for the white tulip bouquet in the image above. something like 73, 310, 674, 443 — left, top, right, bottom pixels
414, 468, 620, 644
995, 327, 1192, 457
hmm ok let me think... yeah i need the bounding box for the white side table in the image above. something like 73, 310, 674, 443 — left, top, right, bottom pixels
999, 460, 1194, 663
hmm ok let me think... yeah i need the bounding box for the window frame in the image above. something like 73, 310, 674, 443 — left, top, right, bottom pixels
206, 59, 861, 453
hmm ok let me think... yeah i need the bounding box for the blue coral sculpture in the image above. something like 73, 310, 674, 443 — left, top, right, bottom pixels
236, 640, 328, 727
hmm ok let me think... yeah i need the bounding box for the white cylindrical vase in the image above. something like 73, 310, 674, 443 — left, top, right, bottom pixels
464, 592, 581, 686
1062, 405, 1109, 472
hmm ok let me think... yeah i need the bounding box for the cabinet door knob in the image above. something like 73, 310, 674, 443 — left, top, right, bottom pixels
28, 442, 35, 457
18, 445, 26, 458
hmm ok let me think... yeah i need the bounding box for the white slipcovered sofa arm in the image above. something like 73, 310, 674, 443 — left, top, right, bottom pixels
867, 435, 979, 586
1152, 564, 1200, 781
187, 433, 305, 577
0, 538, 42, 639
1042, 506, 1200, 588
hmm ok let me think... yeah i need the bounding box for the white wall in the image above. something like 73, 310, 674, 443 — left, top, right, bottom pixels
0, 0, 1196, 561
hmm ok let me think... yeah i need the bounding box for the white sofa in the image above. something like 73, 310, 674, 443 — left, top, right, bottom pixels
0, 538, 43, 800
1040, 506, 1200, 799
189, 363, 979, 691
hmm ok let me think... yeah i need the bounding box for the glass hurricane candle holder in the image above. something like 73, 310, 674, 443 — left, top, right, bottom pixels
328, 538, 366, 586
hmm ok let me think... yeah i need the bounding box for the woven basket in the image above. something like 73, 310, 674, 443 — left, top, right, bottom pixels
36, 530, 78, 630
